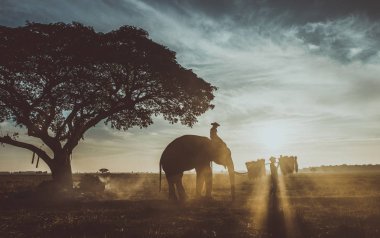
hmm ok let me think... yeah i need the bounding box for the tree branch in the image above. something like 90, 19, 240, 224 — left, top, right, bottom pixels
0, 135, 53, 167
0, 84, 62, 152
63, 98, 135, 152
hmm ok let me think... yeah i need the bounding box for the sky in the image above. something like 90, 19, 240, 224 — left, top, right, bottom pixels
0, 0, 380, 172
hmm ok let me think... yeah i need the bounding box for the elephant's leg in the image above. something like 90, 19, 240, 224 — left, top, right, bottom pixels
204, 166, 213, 198
174, 173, 187, 201
166, 175, 177, 201
195, 168, 205, 197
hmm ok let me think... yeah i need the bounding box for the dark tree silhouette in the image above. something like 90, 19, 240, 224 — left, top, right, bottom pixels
99, 168, 110, 174
0, 22, 216, 189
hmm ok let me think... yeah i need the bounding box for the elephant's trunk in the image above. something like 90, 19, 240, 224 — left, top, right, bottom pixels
227, 160, 235, 201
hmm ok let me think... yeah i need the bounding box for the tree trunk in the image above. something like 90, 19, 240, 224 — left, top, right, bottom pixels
50, 152, 73, 190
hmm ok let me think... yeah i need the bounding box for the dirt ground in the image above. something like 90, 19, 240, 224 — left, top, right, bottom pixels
0, 172, 379, 238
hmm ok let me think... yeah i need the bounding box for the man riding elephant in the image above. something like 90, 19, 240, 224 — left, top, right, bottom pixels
210, 122, 228, 146
210, 122, 228, 161
159, 122, 236, 201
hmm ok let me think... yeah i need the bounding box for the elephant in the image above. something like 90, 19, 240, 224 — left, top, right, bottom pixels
159, 135, 235, 201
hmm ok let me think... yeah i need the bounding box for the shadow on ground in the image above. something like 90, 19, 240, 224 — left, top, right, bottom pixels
1, 173, 380, 237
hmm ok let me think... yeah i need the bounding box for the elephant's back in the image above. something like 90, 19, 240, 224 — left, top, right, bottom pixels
160, 135, 212, 174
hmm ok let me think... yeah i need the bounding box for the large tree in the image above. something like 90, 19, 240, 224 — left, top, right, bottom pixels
0, 22, 216, 189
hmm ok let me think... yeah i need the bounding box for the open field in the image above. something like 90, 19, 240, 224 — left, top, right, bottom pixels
0, 172, 380, 238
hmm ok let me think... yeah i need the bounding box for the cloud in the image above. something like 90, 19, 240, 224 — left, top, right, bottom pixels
295, 16, 380, 63
1, 0, 380, 171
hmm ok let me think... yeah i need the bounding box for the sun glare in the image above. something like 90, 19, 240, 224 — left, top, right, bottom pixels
254, 122, 292, 151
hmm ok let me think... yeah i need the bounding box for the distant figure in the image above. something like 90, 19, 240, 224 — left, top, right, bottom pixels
270, 157, 279, 193
295, 156, 299, 173
270, 157, 278, 180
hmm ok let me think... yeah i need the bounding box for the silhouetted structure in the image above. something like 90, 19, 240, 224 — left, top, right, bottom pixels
160, 135, 235, 201
0, 22, 216, 190
245, 159, 266, 180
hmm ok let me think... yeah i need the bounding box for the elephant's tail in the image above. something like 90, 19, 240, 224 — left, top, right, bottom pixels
159, 160, 162, 192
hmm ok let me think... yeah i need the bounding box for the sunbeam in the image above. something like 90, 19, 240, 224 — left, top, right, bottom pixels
245, 176, 270, 235
277, 175, 301, 238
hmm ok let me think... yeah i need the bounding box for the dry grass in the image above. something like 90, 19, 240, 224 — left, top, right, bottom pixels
0, 172, 379, 237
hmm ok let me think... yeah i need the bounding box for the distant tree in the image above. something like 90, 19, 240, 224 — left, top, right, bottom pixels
99, 168, 110, 174
0, 22, 216, 189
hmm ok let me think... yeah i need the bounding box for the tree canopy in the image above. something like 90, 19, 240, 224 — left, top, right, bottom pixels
0, 22, 216, 186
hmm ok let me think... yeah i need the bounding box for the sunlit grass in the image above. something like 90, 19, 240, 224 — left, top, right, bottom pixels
277, 175, 300, 237
246, 176, 270, 233
0, 172, 380, 237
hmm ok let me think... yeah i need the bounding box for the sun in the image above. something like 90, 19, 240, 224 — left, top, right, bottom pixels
255, 122, 291, 151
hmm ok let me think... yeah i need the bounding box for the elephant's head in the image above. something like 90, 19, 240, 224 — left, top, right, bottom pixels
213, 146, 235, 200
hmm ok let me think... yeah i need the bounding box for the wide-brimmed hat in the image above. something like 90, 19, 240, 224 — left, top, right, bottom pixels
211, 122, 220, 127
269, 157, 277, 163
